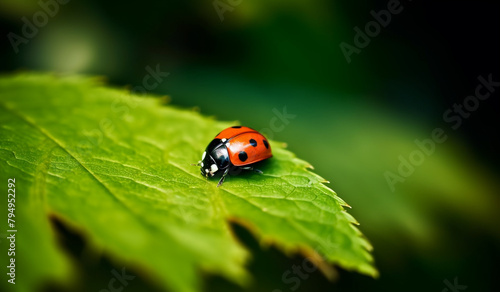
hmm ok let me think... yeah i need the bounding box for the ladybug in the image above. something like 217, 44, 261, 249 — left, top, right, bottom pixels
196, 126, 272, 187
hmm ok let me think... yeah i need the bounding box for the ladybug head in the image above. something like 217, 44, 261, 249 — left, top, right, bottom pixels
200, 139, 230, 178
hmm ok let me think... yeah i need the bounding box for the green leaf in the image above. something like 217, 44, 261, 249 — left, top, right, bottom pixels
0, 73, 376, 292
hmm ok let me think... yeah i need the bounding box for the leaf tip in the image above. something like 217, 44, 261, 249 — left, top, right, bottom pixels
342, 210, 359, 225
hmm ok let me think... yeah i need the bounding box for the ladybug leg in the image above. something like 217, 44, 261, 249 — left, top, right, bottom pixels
240, 166, 263, 174
217, 168, 230, 187
191, 161, 202, 166
254, 168, 263, 174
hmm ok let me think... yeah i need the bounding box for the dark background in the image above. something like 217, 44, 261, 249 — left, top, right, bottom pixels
1, 1, 499, 291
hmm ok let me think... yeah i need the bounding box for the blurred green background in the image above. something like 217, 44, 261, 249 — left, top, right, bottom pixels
1, 0, 499, 291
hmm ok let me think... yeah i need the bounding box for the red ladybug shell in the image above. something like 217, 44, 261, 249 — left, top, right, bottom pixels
215, 126, 272, 166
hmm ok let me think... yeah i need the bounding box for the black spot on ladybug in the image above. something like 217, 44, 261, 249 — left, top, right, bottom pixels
249, 139, 257, 147
263, 139, 269, 149
238, 151, 248, 162
232, 126, 242, 128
